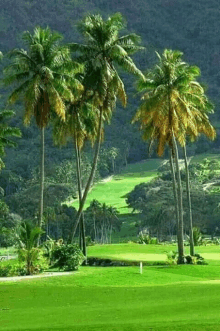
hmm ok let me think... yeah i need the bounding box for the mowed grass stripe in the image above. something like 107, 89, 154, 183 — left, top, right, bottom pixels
1, 270, 220, 331
71, 159, 162, 214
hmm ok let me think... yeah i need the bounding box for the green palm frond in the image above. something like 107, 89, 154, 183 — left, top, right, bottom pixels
133, 49, 215, 156
4, 26, 84, 129
0, 109, 21, 168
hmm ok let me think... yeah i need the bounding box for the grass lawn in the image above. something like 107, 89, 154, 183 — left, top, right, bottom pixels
87, 243, 220, 262
71, 159, 161, 214
1, 264, 220, 331
1, 244, 220, 330
0, 247, 16, 257
191, 153, 220, 163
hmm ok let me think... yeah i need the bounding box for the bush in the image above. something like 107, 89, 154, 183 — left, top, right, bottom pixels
0, 262, 26, 277
193, 227, 204, 246
194, 253, 208, 265
166, 250, 178, 264
167, 252, 208, 265
138, 233, 159, 244
51, 243, 85, 271
18, 248, 49, 275
86, 236, 95, 246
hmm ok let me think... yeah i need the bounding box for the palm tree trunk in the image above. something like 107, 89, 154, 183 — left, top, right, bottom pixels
169, 148, 180, 248
183, 144, 194, 256
38, 127, 44, 245
74, 136, 87, 257
70, 107, 103, 242
172, 134, 185, 264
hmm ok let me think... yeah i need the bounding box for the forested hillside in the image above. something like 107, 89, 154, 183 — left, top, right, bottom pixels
0, 0, 220, 206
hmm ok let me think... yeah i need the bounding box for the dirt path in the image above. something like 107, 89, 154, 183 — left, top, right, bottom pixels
0, 271, 74, 282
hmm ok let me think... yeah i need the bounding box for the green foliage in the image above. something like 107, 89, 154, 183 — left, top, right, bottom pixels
15, 221, 47, 274
0, 109, 21, 171
85, 199, 121, 243
51, 243, 85, 271
4, 26, 82, 128
166, 250, 178, 265
18, 247, 48, 274
167, 251, 208, 265
185, 254, 208, 265
192, 227, 204, 246
0, 262, 26, 277
138, 233, 159, 244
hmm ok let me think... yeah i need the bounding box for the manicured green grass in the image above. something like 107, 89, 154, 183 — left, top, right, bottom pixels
71, 170, 157, 214
87, 243, 220, 262
1, 266, 220, 330
191, 153, 220, 163
0, 247, 16, 256
120, 159, 163, 174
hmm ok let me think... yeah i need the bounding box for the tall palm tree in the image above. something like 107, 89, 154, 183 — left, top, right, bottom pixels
68, 13, 145, 241
0, 109, 22, 171
4, 26, 83, 232
132, 49, 211, 263
53, 100, 98, 256
182, 91, 216, 255
0, 51, 21, 170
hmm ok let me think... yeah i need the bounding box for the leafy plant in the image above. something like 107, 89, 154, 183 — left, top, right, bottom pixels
185, 254, 208, 265
166, 250, 178, 265
192, 227, 203, 246
51, 243, 85, 271
138, 233, 159, 244
16, 221, 47, 275
0, 262, 26, 277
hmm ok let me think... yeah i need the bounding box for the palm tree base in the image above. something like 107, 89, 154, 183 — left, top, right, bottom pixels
177, 256, 186, 264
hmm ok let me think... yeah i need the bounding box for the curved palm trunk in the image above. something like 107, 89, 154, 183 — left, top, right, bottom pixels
172, 134, 185, 263
38, 127, 44, 245
70, 107, 103, 242
183, 144, 194, 256
169, 149, 180, 247
74, 136, 87, 257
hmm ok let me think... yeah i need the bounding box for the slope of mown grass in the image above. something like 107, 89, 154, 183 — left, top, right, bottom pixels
1, 265, 220, 331
191, 153, 220, 163
71, 159, 162, 214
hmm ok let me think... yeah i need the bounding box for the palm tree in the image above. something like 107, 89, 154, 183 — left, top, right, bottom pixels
0, 52, 21, 170
0, 109, 21, 171
68, 13, 145, 241
132, 49, 211, 263
53, 100, 98, 256
182, 91, 216, 255
16, 221, 44, 275
4, 26, 83, 233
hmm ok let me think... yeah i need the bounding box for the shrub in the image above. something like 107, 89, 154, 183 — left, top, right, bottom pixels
51, 243, 85, 271
18, 248, 49, 274
86, 236, 95, 246
0, 262, 26, 277
194, 253, 208, 265
193, 227, 203, 246
15, 221, 47, 275
0, 263, 14, 277
166, 250, 178, 264
138, 233, 159, 244
167, 252, 208, 265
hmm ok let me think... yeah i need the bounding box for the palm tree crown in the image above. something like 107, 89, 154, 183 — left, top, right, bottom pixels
4, 26, 83, 128
0, 109, 21, 170
69, 12, 145, 116
133, 49, 215, 155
